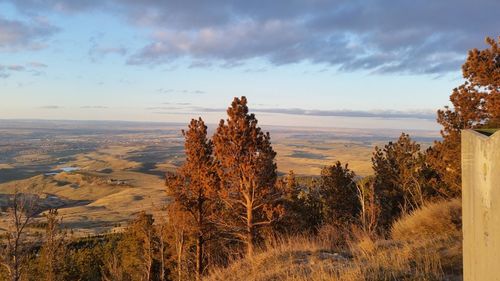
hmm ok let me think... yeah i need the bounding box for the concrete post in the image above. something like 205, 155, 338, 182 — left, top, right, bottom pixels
462, 129, 500, 281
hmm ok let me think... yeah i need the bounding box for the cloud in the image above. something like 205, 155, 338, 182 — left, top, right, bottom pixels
94, 47, 127, 56
0, 72, 9, 79
157, 88, 206, 95
0, 16, 59, 51
0, 62, 48, 78
80, 105, 108, 109
157, 88, 175, 94
89, 45, 128, 61
163, 102, 192, 106
4, 0, 105, 13
150, 104, 436, 120
39, 105, 62, 109
28, 62, 48, 68
7, 65, 26, 71
87, 34, 128, 62
5, 0, 500, 74
121, 0, 500, 74
249, 108, 436, 120
146, 106, 183, 110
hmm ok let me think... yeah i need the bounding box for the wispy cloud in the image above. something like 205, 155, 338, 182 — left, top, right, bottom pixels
27, 62, 48, 68
39, 105, 62, 109
80, 105, 108, 109
249, 108, 436, 120
87, 34, 128, 62
146, 106, 183, 110
157, 88, 206, 95
7, 65, 26, 71
149, 103, 437, 120
0, 16, 58, 51
163, 102, 192, 106
0, 62, 48, 78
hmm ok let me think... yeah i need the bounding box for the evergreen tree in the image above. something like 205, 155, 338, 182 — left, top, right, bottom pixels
355, 176, 380, 237
278, 171, 322, 234
372, 133, 436, 230
318, 161, 359, 227
166, 117, 218, 280
103, 212, 155, 281
212, 96, 282, 257
429, 37, 500, 194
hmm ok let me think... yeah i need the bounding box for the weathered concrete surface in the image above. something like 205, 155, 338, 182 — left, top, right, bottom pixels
462, 129, 500, 281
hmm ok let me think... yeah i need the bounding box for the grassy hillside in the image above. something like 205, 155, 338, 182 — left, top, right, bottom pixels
0, 169, 169, 236
206, 199, 462, 281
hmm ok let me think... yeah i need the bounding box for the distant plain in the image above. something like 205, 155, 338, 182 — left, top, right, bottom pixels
0, 119, 439, 235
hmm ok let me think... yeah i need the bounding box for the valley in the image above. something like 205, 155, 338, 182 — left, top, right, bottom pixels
0, 119, 439, 235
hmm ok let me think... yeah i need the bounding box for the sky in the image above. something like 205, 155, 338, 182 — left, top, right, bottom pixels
0, 0, 498, 130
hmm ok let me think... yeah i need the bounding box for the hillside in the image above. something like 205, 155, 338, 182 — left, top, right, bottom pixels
0, 169, 169, 236
206, 199, 462, 281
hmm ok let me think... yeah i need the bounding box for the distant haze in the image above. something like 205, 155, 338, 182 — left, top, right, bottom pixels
0, 107, 439, 131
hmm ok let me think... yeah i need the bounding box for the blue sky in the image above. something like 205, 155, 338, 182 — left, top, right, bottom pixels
0, 0, 498, 130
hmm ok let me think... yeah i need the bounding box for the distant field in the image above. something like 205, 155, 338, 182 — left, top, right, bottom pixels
0, 119, 439, 235
269, 126, 438, 176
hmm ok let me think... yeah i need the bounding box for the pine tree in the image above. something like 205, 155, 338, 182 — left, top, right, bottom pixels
278, 171, 322, 234
164, 203, 192, 281
212, 96, 282, 257
153, 212, 170, 281
110, 212, 155, 281
165, 117, 218, 281
278, 171, 302, 233
429, 37, 500, 193
319, 161, 359, 227
372, 133, 435, 229
355, 176, 380, 237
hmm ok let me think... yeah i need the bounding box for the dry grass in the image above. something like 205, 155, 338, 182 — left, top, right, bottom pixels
391, 198, 461, 242
205, 199, 462, 281
206, 236, 347, 281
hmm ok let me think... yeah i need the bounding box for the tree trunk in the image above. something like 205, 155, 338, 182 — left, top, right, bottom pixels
177, 233, 184, 281
246, 202, 254, 257
145, 243, 152, 281
196, 235, 203, 281
196, 194, 206, 281
13, 244, 19, 281
159, 231, 165, 281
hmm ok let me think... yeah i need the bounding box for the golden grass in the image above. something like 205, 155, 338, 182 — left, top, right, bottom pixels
64, 146, 142, 171
391, 199, 461, 242
205, 199, 462, 281
206, 236, 345, 281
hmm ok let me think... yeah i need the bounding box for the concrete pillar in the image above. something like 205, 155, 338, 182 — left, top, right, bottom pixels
462, 129, 500, 281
